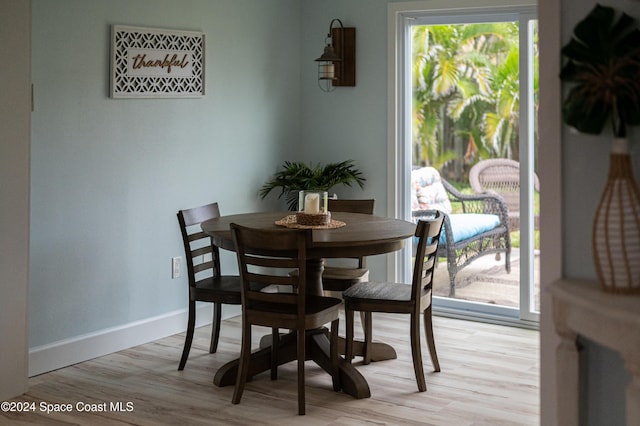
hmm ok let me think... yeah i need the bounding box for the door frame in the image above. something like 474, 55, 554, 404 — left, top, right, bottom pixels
387, 0, 539, 326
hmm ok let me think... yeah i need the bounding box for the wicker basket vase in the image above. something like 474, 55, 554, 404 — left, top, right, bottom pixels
592, 138, 640, 293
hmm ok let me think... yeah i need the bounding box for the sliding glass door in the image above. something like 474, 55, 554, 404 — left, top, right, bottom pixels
391, 3, 539, 324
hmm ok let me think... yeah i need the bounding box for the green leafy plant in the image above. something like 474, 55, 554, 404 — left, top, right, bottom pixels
259, 160, 366, 210
560, 4, 640, 138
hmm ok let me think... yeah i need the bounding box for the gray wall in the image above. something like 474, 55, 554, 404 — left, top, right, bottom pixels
30, 0, 302, 347
301, 0, 391, 203
300, 0, 395, 280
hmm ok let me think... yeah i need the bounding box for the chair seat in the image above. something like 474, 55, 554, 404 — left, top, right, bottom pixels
192, 276, 272, 304
190, 276, 242, 303
343, 282, 430, 309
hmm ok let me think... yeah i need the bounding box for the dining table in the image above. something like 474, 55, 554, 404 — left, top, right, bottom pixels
201, 210, 416, 399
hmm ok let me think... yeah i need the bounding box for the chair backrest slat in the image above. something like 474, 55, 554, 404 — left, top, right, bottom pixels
193, 262, 213, 275
192, 246, 212, 258
327, 198, 375, 215
247, 255, 298, 269
188, 231, 209, 242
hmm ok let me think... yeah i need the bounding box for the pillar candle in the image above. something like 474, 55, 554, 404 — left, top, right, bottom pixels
304, 193, 320, 214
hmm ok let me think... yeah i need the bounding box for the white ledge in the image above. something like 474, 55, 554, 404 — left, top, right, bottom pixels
548, 278, 640, 426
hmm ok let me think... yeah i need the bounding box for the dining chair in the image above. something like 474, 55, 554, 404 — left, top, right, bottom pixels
342, 212, 444, 392
176, 202, 244, 371
230, 223, 342, 415
322, 198, 376, 292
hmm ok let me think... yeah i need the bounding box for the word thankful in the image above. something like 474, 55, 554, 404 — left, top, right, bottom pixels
131, 53, 189, 74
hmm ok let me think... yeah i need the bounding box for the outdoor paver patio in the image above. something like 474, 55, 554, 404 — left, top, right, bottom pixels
432, 248, 540, 310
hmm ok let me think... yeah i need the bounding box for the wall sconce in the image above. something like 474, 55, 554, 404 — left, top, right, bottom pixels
314, 18, 356, 92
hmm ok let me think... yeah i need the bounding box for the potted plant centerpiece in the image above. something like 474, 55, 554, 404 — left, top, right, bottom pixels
560, 4, 640, 293
259, 160, 366, 211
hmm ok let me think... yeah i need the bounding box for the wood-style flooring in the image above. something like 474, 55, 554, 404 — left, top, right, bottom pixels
3, 313, 539, 425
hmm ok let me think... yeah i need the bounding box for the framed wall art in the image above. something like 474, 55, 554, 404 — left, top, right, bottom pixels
110, 25, 205, 98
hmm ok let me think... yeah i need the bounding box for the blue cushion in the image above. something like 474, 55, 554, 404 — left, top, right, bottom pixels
442, 214, 501, 244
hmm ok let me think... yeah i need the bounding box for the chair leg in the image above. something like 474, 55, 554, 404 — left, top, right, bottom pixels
345, 308, 355, 362
410, 311, 427, 392
359, 311, 367, 337
232, 318, 252, 405
271, 327, 279, 380
424, 305, 440, 372
448, 272, 456, 298
330, 319, 341, 391
363, 312, 372, 365
178, 300, 196, 370
297, 328, 306, 415
209, 302, 222, 354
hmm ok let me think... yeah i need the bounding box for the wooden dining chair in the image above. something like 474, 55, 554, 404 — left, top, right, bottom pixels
342, 212, 445, 392
322, 198, 376, 292
230, 223, 342, 415
176, 202, 244, 371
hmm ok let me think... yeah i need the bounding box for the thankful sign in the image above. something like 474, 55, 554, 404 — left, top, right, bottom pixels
111, 25, 205, 98
127, 49, 193, 77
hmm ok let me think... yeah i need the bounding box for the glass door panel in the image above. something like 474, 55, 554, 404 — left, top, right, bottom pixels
406, 13, 539, 322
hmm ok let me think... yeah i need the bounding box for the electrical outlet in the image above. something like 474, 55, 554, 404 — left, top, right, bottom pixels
172, 256, 182, 279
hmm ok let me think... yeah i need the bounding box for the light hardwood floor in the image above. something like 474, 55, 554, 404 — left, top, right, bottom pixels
3, 314, 539, 425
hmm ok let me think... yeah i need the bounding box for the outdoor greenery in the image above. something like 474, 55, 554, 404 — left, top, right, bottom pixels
412, 22, 538, 179
259, 160, 366, 211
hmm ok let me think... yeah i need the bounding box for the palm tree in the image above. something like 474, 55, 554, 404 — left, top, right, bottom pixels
483, 40, 520, 159
411, 22, 528, 178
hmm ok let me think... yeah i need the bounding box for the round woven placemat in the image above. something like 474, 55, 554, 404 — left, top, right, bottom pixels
275, 214, 346, 229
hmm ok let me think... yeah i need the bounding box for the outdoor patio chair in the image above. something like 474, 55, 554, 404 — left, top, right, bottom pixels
469, 158, 540, 230
411, 167, 511, 297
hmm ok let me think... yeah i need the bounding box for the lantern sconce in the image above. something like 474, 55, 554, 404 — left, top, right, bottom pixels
314, 18, 356, 92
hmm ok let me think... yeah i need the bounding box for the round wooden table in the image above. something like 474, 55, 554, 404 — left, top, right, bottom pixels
201, 211, 416, 399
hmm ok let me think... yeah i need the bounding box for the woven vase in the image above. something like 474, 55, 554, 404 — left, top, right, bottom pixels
592, 138, 640, 293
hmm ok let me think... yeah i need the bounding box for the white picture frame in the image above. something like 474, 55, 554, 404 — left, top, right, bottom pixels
111, 25, 205, 98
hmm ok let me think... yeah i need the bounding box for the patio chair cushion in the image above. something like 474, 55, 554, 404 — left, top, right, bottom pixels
416, 213, 501, 245
444, 213, 501, 244
411, 167, 452, 214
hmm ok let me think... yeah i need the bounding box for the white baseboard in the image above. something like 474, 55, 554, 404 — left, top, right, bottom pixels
28, 304, 241, 377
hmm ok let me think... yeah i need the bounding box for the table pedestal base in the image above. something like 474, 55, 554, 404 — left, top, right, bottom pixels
213, 329, 372, 399
337, 337, 397, 362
